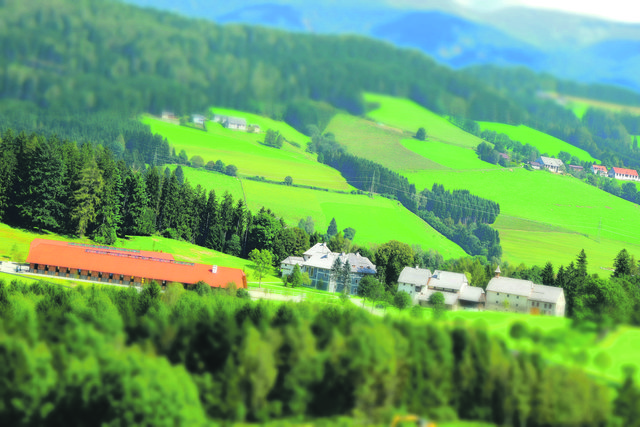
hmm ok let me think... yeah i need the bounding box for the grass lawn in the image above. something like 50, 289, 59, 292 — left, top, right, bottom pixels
325, 113, 443, 171
363, 93, 484, 148
172, 165, 467, 257
401, 138, 499, 170
478, 121, 598, 163
402, 167, 640, 272
142, 116, 351, 191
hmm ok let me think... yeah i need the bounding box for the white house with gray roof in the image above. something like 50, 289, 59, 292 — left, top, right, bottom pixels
486, 271, 565, 316
536, 156, 564, 173
280, 243, 376, 294
397, 267, 485, 310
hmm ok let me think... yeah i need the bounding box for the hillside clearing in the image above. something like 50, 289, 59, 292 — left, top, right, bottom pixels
142, 116, 352, 191
478, 121, 598, 162
166, 166, 467, 257
403, 167, 640, 272
363, 92, 485, 148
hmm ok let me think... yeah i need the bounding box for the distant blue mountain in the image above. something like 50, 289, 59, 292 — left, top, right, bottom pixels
217, 3, 306, 31
371, 11, 546, 69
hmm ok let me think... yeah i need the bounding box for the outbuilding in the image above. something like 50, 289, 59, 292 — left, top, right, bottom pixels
26, 239, 246, 289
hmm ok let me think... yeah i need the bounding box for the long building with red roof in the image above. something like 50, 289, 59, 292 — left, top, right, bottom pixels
26, 239, 246, 289
608, 167, 639, 181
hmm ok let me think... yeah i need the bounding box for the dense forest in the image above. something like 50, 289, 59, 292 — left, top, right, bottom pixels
0, 278, 629, 426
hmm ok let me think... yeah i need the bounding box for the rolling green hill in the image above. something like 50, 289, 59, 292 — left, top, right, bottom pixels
478, 121, 598, 162
167, 165, 468, 258
352, 93, 640, 272
363, 93, 485, 148
142, 116, 352, 191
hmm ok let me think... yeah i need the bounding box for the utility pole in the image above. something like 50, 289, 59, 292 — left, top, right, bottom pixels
369, 169, 376, 198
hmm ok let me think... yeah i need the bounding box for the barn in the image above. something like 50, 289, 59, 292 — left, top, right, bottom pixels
26, 239, 247, 289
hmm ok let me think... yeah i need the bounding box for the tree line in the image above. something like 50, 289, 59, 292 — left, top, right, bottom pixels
0, 278, 623, 426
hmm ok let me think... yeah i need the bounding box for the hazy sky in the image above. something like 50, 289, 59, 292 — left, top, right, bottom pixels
458, 0, 640, 23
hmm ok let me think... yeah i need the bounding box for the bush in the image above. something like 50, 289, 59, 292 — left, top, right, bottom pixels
237, 288, 251, 300
509, 321, 529, 340
393, 291, 412, 310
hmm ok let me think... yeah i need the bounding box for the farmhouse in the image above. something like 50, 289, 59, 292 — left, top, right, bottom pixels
536, 156, 564, 173
485, 269, 565, 316
280, 243, 376, 294
26, 239, 247, 289
608, 166, 639, 181
397, 267, 485, 310
529, 161, 541, 170
592, 164, 608, 176
161, 110, 176, 120
211, 114, 248, 131
191, 114, 205, 125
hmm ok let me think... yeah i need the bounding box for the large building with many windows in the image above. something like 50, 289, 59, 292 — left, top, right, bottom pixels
26, 239, 246, 289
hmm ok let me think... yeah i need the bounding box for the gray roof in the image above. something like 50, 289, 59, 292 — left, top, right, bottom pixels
303, 253, 337, 270
398, 267, 431, 287
418, 289, 459, 306
304, 243, 332, 258
227, 116, 247, 126
281, 256, 304, 266
531, 284, 564, 304
459, 286, 485, 302
345, 253, 377, 274
486, 277, 534, 297
428, 270, 467, 291
538, 156, 564, 167
302, 252, 376, 275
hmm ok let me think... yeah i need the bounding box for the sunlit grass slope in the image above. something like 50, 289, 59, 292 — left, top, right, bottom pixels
403, 168, 640, 272
169, 166, 467, 258
0, 223, 277, 281
401, 139, 499, 170
142, 116, 351, 191
478, 121, 598, 162
324, 113, 443, 170
363, 92, 484, 148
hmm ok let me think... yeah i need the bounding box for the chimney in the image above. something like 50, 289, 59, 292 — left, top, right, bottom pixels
495, 266, 501, 278
212, 265, 218, 274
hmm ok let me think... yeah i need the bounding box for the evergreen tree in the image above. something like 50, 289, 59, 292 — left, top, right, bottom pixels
613, 249, 632, 278
72, 157, 104, 237
326, 217, 338, 237
416, 127, 427, 141
17, 135, 67, 231
541, 262, 555, 286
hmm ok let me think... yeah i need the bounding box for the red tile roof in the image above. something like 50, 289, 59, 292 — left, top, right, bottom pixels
593, 164, 607, 172
611, 167, 639, 177
26, 239, 246, 288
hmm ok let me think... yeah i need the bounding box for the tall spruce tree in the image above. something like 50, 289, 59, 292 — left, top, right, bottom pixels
72, 157, 104, 237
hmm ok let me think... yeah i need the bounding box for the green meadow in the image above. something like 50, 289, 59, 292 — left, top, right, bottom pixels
363, 92, 485, 148
142, 116, 351, 191
401, 138, 499, 170
403, 167, 640, 272
167, 166, 467, 258
478, 121, 598, 162
325, 113, 443, 170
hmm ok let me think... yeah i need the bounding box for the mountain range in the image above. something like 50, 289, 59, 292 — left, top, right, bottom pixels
124, 0, 640, 92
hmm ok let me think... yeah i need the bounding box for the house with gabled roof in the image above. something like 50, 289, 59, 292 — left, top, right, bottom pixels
608, 166, 639, 181
592, 164, 608, 176
485, 268, 565, 316
280, 243, 376, 294
397, 267, 485, 310
536, 156, 564, 173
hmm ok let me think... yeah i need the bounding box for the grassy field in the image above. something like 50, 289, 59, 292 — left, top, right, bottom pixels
168, 165, 468, 257
325, 113, 443, 170
402, 167, 640, 272
562, 94, 640, 118
478, 122, 598, 162
401, 138, 499, 170
142, 116, 351, 191
363, 93, 485, 148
